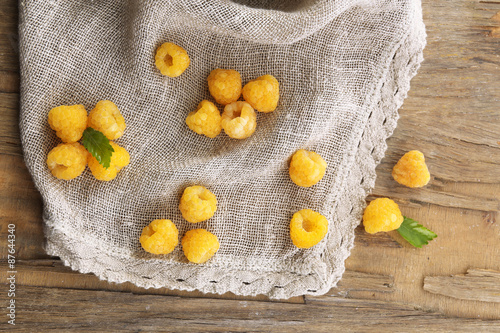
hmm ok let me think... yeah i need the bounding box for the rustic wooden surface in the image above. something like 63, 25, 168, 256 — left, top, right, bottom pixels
424, 268, 500, 303
1, 0, 500, 330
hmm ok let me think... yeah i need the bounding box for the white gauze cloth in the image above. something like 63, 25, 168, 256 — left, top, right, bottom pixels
19, 0, 425, 298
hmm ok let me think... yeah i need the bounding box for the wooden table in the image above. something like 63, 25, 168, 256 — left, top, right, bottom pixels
1, 0, 499, 331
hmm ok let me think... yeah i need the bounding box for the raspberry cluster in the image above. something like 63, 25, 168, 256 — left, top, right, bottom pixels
46, 100, 129, 181
140, 185, 220, 264
182, 65, 280, 139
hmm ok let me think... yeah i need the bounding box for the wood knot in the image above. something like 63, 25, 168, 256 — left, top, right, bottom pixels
482, 212, 496, 224
489, 11, 500, 37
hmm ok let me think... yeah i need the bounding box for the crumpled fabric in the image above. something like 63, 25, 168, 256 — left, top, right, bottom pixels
19, 0, 425, 298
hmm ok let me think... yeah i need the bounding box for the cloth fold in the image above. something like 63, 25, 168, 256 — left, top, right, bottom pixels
19, 0, 425, 298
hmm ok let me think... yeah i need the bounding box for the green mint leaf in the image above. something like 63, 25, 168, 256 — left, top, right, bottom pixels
397, 217, 437, 248
81, 127, 114, 169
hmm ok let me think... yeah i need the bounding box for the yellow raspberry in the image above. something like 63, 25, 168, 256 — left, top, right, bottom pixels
182, 229, 219, 264
242, 74, 279, 112
392, 150, 430, 188
290, 209, 328, 249
186, 100, 222, 138
289, 149, 327, 187
88, 142, 130, 181
179, 186, 217, 223
363, 198, 404, 234
48, 105, 88, 143
155, 42, 190, 77
207, 69, 242, 105
221, 101, 257, 139
140, 219, 179, 255
87, 100, 126, 141
46, 142, 88, 180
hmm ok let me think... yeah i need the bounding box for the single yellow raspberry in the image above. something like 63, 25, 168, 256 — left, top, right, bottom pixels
363, 198, 404, 234
221, 101, 257, 139
88, 142, 130, 181
87, 100, 126, 141
242, 74, 279, 112
140, 219, 179, 255
155, 42, 190, 77
179, 186, 217, 223
207, 69, 242, 105
392, 150, 430, 188
46, 142, 88, 180
289, 149, 327, 187
182, 229, 219, 264
48, 105, 88, 143
185, 100, 222, 138
290, 209, 328, 249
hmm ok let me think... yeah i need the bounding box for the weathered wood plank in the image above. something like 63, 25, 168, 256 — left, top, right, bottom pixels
0, 71, 19, 93
0, 2, 18, 71
0, 154, 46, 260
346, 204, 500, 319
1, 285, 498, 332
0, 92, 21, 156
368, 182, 500, 212
326, 270, 394, 298
424, 268, 500, 303
0, 71, 18, 93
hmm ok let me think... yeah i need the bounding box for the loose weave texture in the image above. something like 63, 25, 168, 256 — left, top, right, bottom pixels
19, 0, 426, 298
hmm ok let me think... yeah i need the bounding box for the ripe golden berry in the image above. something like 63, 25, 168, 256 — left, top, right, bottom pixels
88, 142, 130, 181
46, 142, 88, 180
362, 198, 404, 234
207, 69, 242, 105
289, 149, 327, 187
290, 209, 328, 248
182, 229, 219, 264
48, 105, 88, 143
242, 74, 279, 112
179, 186, 217, 223
221, 101, 257, 139
392, 150, 430, 188
140, 219, 179, 255
87, 100, 126, 141
186, 100, 222, 138
155, 42, 190, 77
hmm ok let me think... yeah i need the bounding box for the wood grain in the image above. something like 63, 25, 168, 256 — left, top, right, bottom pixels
0, 0, 499, 328
321, 269, 394, 298
0, 71, 18, 93
346, 205, 500, 320
0, 2, 18, 71
0, 92, 21, 156
1, 285, 498, 332
424, 268, 500, 303
0, 154, 46, 260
